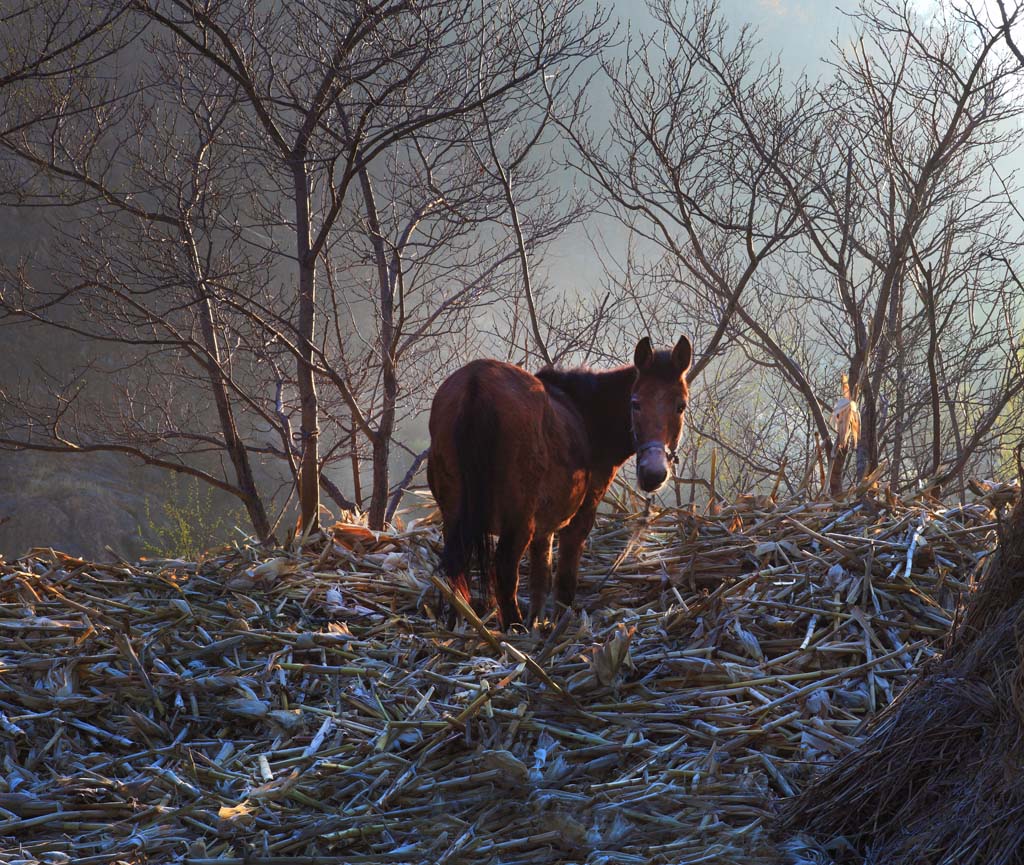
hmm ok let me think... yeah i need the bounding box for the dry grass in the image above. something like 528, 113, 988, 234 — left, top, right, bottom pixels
0, 482, 1011, 864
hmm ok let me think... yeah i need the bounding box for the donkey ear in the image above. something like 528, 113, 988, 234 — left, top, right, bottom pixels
634, 337, 654, 370
672, 335, 693, 374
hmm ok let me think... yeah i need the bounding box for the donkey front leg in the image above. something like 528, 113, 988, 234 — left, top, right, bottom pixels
554, 500, 600, 610
527, 534, 553, 627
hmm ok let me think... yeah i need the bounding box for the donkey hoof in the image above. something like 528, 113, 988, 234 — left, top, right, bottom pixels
499, 608, 524, 632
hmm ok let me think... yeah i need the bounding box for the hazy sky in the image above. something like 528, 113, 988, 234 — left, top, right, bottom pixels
544, 0, 852, 302
719, 0, 847, 63
546, 0, 1024, 301
632, 0, 849, 72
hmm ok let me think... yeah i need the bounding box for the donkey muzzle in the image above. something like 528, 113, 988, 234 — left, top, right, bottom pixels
636, 441, 670, 492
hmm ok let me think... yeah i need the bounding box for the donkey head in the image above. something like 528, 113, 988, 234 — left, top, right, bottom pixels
631, 335, 692, 493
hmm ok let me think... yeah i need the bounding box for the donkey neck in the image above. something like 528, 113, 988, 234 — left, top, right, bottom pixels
536, 364, 636, 468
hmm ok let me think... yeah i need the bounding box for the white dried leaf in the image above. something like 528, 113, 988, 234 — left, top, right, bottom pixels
586, 624, 636, 686
604, 811, 633, 843
733, 620, 764, 662
804, 689, 830, 717
544, 754, 570, 782
169, 598, 192, 617
324, 586, 346, 615
397, 728, 422, 746
379, 551, 406, 571
479, 749, 529, 784
755, 540, 800, 561
529, 731, 557, 783
224, 698, 269, 719
267, 709, 303, 731
798, 729, 824, 764
825, 563, 846, 587
249, 557, 297, 581
834, 685, 870, 710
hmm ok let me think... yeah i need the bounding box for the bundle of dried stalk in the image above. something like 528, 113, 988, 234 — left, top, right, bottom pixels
0, 483, 1011, 864
778, 488, 1024, 864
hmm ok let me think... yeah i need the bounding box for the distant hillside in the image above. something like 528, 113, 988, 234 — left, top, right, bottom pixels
0, 450, 166, 559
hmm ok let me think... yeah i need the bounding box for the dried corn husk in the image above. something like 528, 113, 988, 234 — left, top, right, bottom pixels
832, 373, 861, 449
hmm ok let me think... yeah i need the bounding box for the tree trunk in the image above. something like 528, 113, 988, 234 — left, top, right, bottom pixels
368, 420, 392, 529
357, 164, 397, 530
188, 242, 274, 544
368, 306, 398, 529
857, 385, 877, 482
828, 445, 848, 497
293, 160, 320, 535
350, 420, 362, 508
203, 351, 274, 543
890, 293, 905, 486
924, 287, 943, 491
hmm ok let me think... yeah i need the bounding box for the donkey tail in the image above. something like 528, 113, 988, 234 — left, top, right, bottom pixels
439, 376, 497, 607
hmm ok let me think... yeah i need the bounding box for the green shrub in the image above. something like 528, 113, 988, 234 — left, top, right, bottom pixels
138, 476, 245, 561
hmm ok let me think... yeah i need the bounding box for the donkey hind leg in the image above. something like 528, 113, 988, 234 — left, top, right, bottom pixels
526, 534, 553, 627
438, 524, 471, 629
494, 523, 533, 630
445, 575, 472, 629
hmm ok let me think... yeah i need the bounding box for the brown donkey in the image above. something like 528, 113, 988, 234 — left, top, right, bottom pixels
427, 336, 693, 629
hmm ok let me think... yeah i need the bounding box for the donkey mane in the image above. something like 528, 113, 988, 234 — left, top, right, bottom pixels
534, 362, 635, 465
535, 350, 683, 395
535, 363, 630, 404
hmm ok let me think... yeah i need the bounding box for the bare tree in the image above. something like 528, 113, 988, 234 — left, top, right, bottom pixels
0, 1, 130, 96
0, 38, 292, 540
0, 0, 611, 540
562, 0, 825, 500
768, 0, 1024, 493
7, 0, 1020, 554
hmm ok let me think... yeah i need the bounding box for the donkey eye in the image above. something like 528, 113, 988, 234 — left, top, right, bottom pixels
676, 402, 686, 414
631, 398, 641, 411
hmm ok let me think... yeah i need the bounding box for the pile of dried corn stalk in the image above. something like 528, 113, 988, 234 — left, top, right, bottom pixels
0, 483, 1013, 864
779, 480, 1024, 865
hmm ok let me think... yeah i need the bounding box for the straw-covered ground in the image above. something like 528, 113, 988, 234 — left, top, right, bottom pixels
780, 484, 1024, 865
0, 482, 1013, 864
